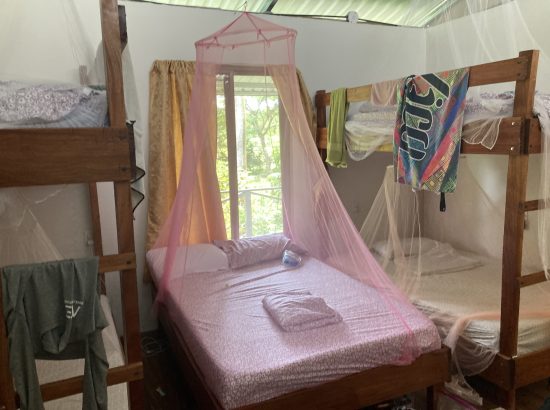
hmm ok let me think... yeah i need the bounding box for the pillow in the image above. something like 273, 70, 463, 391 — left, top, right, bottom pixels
407, 245, 483, 275
371, 237, 440, 260
146, 244, 229, 281
214, 233, 303, 269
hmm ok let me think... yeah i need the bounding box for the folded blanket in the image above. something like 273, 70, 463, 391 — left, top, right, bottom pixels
262, 291, 342, 332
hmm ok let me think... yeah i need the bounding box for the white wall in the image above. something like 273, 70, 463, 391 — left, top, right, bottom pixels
1, 1, 425, 331
424, 0, 550, 264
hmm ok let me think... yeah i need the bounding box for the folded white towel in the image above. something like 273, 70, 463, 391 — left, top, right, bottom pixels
262, 291, 342, 332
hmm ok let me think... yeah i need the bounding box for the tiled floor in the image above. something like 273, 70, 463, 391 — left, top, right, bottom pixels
141, 331, 550, 409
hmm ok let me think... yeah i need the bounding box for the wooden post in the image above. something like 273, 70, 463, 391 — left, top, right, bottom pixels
100, 0, 144, 409
315, 90, 327, 164
499, 50, 538, 370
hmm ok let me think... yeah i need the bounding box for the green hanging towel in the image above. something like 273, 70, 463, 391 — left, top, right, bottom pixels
326, 88, 348, 168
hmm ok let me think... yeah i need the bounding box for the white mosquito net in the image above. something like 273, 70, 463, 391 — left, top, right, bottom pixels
359, 0, 550, 383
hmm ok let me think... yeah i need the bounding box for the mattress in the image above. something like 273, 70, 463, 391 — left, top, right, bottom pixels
412, 259, 550, 355
0, 81, 108, 128
148, 249, 440, 409
35, 295, 129, 410
383, 255, 550, 361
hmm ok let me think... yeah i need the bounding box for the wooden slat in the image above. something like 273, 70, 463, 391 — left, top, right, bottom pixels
114, 182, 144, 409
478, 353, 515, 390
316, 53, 534, 109
101, 0, 126, 128
468, 55, 531, 87
0, 128, 131, 187
347, 84, 372, 103
317, 127, 327, 149
101, 0, 144, 407
39, 363, 143, 403
99, 252, 136, 273
515, 347, 550, 387
527, 117, 542, 153
499, 50, 538, 358
518, 270, 547, 288
315, 84, 372, 105
522, 200, 541, 212
315, 90, 328, 164
461, 117, 523, 155
239, 348, 450, 410
88, 182, 106, 293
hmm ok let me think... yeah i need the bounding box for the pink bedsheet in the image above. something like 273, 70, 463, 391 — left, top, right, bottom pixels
147, 251, 440, 409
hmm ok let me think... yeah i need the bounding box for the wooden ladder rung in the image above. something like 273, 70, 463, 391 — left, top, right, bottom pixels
521, 200, 541, 212
14, 362, 144, 406
99, 253, 136, 273
518, 270, 547, 287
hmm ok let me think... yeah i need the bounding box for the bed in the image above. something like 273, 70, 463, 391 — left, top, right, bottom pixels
378, 242, 550, 377
36, 295, 129, 410
0, 1, 144, 409
317, 50, 546, 408
147, 243, 448, 410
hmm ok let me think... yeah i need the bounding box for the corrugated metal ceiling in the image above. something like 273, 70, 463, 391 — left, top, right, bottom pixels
130, 0, 458, 27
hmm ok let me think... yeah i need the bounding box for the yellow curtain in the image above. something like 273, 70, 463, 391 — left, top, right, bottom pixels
146, 61, 194, 262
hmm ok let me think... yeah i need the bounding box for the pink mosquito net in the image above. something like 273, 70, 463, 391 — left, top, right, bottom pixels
152, 13, 434, 366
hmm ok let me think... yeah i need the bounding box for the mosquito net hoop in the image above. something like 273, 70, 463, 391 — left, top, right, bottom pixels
152, 12, 431, 365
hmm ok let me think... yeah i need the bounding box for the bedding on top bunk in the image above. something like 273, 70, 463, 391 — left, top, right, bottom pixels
35, 295, 128, 410
146, 245, 440, 409
378, 240, 550, 374
0, 81, 108, 128
344, 90, 550, 159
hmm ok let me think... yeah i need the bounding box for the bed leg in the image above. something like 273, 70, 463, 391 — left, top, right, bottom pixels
426, 383, 442, 410
505, 388, 517, 410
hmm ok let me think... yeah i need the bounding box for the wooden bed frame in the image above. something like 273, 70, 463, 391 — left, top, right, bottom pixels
315, 50, 545, 410
155, 292, 449, 410
0, 1, 144, 409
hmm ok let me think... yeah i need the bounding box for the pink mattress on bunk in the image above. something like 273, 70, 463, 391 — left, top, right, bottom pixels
147, 247, 440, 409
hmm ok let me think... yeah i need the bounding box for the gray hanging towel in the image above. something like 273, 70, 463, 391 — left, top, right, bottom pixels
1, 257, 108, 410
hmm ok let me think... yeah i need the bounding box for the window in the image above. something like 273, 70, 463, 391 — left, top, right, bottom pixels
216, 72, 283, 239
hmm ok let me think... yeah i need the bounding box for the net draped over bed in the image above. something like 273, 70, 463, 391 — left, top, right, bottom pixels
152, 12, 430, 366
358, 0, 550, 381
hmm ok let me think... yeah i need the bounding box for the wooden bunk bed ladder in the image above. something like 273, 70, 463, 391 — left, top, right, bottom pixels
0, 1, 144, 409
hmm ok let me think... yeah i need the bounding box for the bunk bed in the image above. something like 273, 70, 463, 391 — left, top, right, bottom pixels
316, 50, 546, 409
0, 1, 144, 409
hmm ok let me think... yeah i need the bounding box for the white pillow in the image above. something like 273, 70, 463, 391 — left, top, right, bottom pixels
214, 233, 303, 269
146, 244, 229, 281
371, 237, 440, 260
407, 244, 483, 275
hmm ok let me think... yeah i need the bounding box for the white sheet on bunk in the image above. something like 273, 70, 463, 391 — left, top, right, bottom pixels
387, 255, 550, 359
35, 295, 129, 410
147, 249, 440, 409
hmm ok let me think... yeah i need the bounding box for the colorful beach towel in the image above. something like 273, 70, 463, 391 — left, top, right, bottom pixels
394, 68, 470, 193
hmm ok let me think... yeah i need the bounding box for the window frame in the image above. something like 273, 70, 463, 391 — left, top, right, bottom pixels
217, 65, 282, 239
